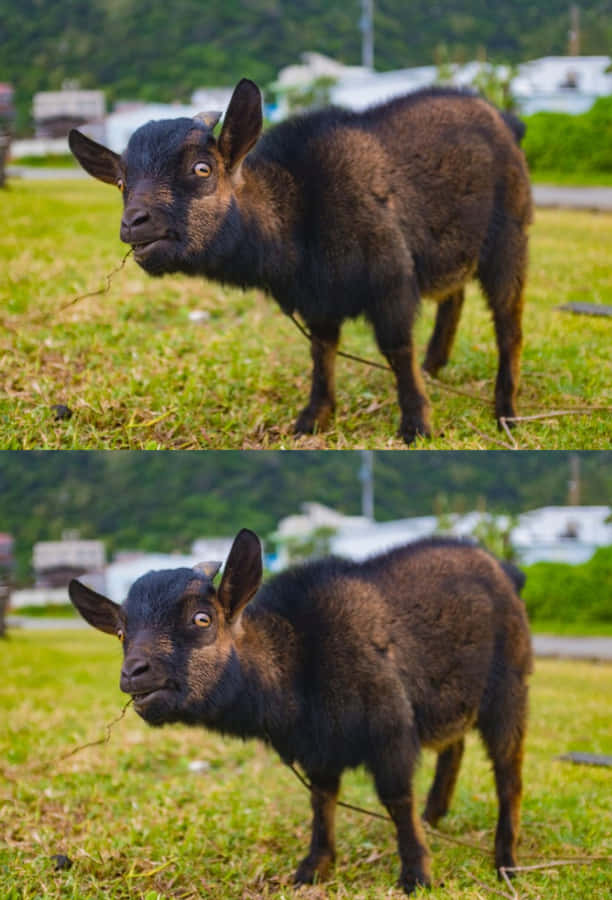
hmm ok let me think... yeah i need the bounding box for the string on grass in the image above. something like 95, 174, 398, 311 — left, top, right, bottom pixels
285, 757, 612, 893
0, 249, 133, 333
0, 697, 133, 783
288, 312, 612, 445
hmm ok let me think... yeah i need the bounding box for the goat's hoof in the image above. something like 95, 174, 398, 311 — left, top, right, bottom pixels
422, 805, 444, 827
399, 416, 431, 445
294, 852, 333, 884
496, 415, 516, 431
495, 851, 517, 879
495, 398, 517, 428
294, 404, 333, 435
399, 869, 432, 894
422, 356, 445, 377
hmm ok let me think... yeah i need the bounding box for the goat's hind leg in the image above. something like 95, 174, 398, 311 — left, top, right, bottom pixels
423, 290, 465, 376
423, 737, 465, 826
294, 773, 340, 884
371, 734, 432, 894
294, 321, 340, 434
478, 223, 527, 424
371, 278, 431, 444
478, 681, 528, 875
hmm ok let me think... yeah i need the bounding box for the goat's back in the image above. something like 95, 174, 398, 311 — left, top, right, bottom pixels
252, 538, 531, 758
249, 88, 531, 307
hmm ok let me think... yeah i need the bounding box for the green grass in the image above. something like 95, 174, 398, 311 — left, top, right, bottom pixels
9, 604, 78, 618
10, 155, 79, 169
530, 620, 612, 637
1, 180, 611, 449
1, 630, 611, 899
531, 170, 612, 187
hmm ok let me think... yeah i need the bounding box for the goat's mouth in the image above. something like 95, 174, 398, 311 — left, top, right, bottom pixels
131, 235, 174, 258
131, 683, 178, 711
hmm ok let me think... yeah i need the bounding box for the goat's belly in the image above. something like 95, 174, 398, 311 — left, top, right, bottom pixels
417, 703, 480, 751
421, 263, 477, 301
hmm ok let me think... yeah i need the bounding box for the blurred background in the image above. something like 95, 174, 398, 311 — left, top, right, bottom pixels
1, 1, 612, 182
1, 450, 611, 635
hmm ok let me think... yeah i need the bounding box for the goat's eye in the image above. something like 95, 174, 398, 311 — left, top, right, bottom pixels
117, 628, 124, 642
193, 611, 212, 628
117, 177, 125, 193
193, 162, 211, 178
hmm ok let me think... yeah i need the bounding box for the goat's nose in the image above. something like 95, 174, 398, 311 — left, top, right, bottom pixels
121, 208, 150, 230
121, 657, 151, 680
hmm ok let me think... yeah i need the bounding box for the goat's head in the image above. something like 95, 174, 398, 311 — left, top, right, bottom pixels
69, 79, 263, 275
69, 529, 263, 725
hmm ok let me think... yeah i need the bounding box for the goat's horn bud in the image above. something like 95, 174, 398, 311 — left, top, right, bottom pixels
194, 111, 222, 130
193, 561, 222, 580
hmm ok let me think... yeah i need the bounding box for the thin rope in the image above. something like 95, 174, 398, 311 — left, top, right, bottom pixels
0, 249, 134, 332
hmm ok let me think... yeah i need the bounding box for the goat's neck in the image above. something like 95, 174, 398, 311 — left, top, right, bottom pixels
213, 613, 298, 749
207, 162, 298, 291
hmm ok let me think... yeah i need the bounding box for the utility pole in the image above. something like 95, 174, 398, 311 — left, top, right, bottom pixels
568, 5, 581, 56
360, 0, 374, 70
359, 451, 375, 520
568, 453, 581, 506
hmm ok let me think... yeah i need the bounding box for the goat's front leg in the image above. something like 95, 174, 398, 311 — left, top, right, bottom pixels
371, 281, 431, 444
294, 321, 340, 434
294, 773, 340, 884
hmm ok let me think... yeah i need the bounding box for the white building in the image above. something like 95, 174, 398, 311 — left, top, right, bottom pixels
273, 502, 611, 568
191, 536, 234, 562
512, 56, 612, 114
104, 552, 200, 604
103, 103, 200, 153
273, 52, 612, 118
33, 538, 105, 573
511, 506, 612, 564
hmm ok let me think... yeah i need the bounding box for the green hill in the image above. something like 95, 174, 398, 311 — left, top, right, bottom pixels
2, 0, 612, 131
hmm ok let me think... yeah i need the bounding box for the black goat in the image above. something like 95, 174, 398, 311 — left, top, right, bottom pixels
70, 530, 532, 893
69, 80, 532, 444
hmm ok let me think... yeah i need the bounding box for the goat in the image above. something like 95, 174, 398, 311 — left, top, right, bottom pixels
69, 80, 532, 444
69, 530, 532, 893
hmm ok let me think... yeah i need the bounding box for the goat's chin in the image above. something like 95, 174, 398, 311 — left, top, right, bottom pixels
132, 241, 182, 277
132, 689, 180, 726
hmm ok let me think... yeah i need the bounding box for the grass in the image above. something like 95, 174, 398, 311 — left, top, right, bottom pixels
1, 629, 611, 900
530, 170, 612, 187
9, 155, 79, 169
530, 620, 612, 637
1, 179, 612, 449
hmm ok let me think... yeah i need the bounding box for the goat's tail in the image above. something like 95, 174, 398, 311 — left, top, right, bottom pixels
500, 111, 527, 145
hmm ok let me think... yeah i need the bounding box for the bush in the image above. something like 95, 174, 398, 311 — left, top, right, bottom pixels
523, 96, 612, 175
522, 545, 612, 625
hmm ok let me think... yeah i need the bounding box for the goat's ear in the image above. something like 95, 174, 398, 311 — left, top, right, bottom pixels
68, 579, 123, 635
217, 79, 262, 176
68, 130, 121, 185
217, 529, 262, 622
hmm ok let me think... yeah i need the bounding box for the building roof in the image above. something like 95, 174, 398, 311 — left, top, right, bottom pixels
33, 540, 106, 571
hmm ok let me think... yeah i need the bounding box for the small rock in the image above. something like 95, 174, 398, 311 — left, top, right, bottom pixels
51, 404, 72, 421
188, 310, 211, 324
188, 759, 211, 774
51, 854, 72, 871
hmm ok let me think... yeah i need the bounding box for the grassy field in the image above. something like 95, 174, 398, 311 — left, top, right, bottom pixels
1, 180, 611, 449
1, 630, 611, 900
